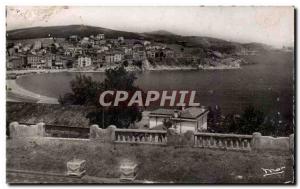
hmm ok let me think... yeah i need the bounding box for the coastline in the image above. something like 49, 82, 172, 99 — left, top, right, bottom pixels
7, 64, 241, 75
6, 79, 59, 104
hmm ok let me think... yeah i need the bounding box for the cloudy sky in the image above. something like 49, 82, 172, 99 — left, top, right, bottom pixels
6, 6, 294, 47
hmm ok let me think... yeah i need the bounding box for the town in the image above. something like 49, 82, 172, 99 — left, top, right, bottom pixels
6, 33, 242, 72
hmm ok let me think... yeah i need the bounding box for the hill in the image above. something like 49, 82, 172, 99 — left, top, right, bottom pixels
7, 25, 269, 53
7, 25, 141, 40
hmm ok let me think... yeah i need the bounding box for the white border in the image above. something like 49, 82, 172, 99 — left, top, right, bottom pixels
0, 1, 298, 189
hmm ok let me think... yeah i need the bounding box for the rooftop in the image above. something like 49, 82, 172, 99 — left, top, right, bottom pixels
150, 107, 208, 119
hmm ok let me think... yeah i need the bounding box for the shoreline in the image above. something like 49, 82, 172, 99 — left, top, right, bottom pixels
7, 65, 241, 75
6, 79, 59, 104
6, 65, 240, 104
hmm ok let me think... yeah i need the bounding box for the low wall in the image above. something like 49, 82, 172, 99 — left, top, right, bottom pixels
9, 122, 294, 153
251, 132, 293, 153
9, 122, 45, 138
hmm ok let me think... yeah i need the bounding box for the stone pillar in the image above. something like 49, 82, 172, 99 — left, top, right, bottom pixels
120, 159, 138, 181
107, 125, 117, 143
251, 132, 262, 152
89, 124, 100, 139
9, 122, 19, 138
36, 122, 46, 137
184, 130, 195, 147
67, 159, 86, 177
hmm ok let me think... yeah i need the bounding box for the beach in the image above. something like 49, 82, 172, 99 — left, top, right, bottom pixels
6, 79, 58, 104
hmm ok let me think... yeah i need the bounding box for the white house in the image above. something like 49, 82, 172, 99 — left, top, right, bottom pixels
96, 34, 105, 40
148, 107, 209, 133
77, 57, 92, 67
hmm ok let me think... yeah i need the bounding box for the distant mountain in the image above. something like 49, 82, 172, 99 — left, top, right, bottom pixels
143, 30, 178, 36
7, 25, 269, 53
7, 25, 141, 40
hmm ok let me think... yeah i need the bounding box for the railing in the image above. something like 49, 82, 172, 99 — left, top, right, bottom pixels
194, 132, 252, 151
114, 129, 167, 145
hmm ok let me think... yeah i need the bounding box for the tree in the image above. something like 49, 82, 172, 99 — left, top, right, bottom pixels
207, 105, 223, 132
260, 111, 294, 137
60, 66, 143, 128
60, 74, 101, 105
238, 105, 265, 134
163, 118, 173, 129
222, 113, 239, 133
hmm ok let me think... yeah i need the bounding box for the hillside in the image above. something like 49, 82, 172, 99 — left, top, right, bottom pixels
7, 25, 269, 53
7, 25, 141, 40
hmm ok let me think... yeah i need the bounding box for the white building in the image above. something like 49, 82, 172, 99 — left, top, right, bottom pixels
77, 57, 92, 67
33, 41, 42, 50
105, 51, 123, 63
118, 36, 125, 43
148, 107, 209, 133
96, 34, 105, 40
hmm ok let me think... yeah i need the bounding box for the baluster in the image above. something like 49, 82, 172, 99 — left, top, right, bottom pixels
202, 137, 205, 147
117, 134, 121, 141
221, 139, 225, 148
130, 134, 133, 142
241, 139, 245, 149
210, 137, 215, 148
234, 139, 239, 149
212, 137, 216, 147
237, 138, 242, 149
155, 134, 159, 143
245, 139, 250, 150
224, 139, 228, 149
141, 135, 145, 142
216, 138, 220, 148
136, 135, 140, 142
204, 137, 208, 147
194, 136, 198, 146
206, 137, 210, 147
199, 136, 203, 147
131, 134, 134, 142
229, 139, 234, 149
216, 138, 221, 148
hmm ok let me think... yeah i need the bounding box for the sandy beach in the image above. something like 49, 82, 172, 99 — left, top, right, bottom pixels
6, 79, 59, 104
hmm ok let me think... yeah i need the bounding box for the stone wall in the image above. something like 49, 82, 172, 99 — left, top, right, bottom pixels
90, 124, 116, 143
8, 122, 294, 153
9, 122, 45, 138
252, 132, 293, 153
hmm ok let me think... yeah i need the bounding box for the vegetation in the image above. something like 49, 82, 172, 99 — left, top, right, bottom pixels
59, 66, 142, 128
208, 105, 293, 137
7, 138, 293, 183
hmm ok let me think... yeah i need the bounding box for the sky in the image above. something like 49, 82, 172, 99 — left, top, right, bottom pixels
6, 6, 294, 47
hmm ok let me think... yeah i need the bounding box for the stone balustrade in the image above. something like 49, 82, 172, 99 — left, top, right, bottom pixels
194, 132, 252, 151
114, 129, 167, 145
8, 122, 294, 153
